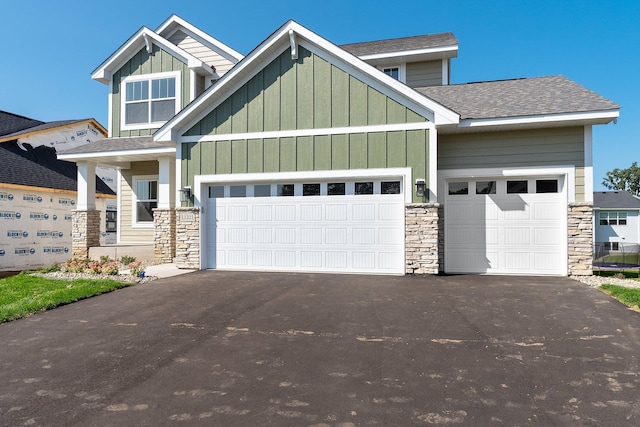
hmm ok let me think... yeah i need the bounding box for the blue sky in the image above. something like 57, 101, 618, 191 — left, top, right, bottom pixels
1, 0, 637, 190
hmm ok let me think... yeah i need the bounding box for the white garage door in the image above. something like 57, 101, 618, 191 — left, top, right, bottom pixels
204, 180, 405, 274
445, 177, 567, 275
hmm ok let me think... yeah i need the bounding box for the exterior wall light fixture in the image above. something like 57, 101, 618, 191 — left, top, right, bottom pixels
179, 186, 192, 202
415, 179, 426, 197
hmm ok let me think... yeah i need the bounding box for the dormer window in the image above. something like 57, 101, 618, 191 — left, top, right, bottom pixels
379, 64, 406, 83
121, 72, 180, 130
383, 67, 399, 79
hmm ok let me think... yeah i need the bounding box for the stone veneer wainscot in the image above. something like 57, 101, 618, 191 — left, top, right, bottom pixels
568, 202, 593, 276
405, 204, 443, 274
153, 208, 176, 263
175, 207, 200, 269
71, 210, 101, 258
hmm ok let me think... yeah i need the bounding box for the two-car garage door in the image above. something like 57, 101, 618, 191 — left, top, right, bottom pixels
204, 179, 406, 275
445, 176, 567, 275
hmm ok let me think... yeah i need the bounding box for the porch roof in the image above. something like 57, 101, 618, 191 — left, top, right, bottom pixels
57, 136, 175, 168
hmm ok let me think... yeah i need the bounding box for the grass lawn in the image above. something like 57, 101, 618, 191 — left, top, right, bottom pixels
0, 274, 134, 324
593, 269, 640, 280
600, 284, 640, 312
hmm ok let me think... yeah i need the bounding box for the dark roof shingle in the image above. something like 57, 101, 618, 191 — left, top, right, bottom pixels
594, 191, 640, 209
0, 141, 114, 195
0, 111, 44, 137
416, 75, 620, 119
340, 32, 458, 56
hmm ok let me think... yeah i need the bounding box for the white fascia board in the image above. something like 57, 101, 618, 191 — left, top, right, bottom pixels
357, 45, 458, 61
156, 15, 244, 63
58, 147, 175, 161
584, 126, 594, 202
92, 28, 212, 85
156, 20, 458, 142
194, 167, 414, 204
458, 109, 620, 129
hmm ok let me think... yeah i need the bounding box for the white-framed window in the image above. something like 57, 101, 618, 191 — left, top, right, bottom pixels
599, 211, 627, 226
604, 242, 620, 251
121, 72, 180, 130
379, 64, 406, 83
133, 175, 158, 227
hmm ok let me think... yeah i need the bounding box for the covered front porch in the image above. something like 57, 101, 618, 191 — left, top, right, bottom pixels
58, 137, 178, 263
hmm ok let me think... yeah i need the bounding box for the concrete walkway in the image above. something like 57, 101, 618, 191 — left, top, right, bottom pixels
142, 263, 196, 279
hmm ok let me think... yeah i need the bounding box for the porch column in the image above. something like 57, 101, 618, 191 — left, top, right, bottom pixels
72, 161, 100, 258
153, 156, 176, 263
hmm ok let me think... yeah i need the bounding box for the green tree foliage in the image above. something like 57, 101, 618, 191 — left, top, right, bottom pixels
602, 162, 640, 196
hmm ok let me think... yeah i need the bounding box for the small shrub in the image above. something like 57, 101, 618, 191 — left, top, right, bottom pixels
128, 261, 144, 277
87, 261, 102, 275
120, 255, 137, 265
614, 272, 626, 280
39, 263, 61, 273
100, 255, 113, 264
101, 262, 119, 275
60, 258, 89, 274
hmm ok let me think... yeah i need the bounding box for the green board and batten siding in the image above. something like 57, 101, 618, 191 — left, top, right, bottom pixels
438, 127, 587, 200
182, 46, 430, 203
112, 45, 191, 137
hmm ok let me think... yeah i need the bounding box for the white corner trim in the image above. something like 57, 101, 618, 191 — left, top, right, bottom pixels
189, 70, 196, 101
107, 79, 113, 138
116, 169, 122, 244
441, 59, 448, 85
428, 126, 438, 202
193, 167, 414, 205
458, 110, 620, 129
584, 125, 593, 202
438, 165, 576, 203
181, 121, 435, 143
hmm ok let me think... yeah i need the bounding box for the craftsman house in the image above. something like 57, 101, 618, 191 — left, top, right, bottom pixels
59, 15, 619, 276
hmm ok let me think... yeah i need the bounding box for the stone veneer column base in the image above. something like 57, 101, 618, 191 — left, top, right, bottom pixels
568, 202, 593, 276
71, 210, 101, 258
405, 203, 443, 275
175, 207, 200, 269
153, 208, 176, 263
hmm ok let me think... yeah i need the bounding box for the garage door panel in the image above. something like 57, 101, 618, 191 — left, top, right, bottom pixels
206, 185, 405, 274
445, 176, 566, 275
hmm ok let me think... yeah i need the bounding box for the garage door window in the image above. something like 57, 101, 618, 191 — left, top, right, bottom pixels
303, 183, 321, 196
381, 181, 401, 194
328, 183, 345, 195
230, 186, 246, 197
355, 182, 374, 195
278, 184, 295, 197
448, 182, 468, 195
507, 180, 528, 194
536, 179, 558, 193
476, 181, 496, 194
209, 186, 224, 198
254, 185, 271, 197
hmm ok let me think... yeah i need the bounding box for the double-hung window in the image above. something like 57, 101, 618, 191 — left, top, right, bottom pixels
122, 72, 179, 129
133, 176, 158, 227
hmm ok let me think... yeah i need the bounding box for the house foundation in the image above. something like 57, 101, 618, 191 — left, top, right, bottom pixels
153, 208, 176, 263
175, 207, 200, 269
405, 203, 443, 274
71, 210, 101, 258
568, 202, 593, 276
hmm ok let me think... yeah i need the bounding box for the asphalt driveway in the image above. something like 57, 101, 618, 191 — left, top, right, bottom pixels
1, 272, 639, 426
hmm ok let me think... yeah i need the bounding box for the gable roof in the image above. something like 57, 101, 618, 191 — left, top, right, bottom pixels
155, 20, 459, 142
0, 111, 44, 137
155, 15, 243, 64
341, 32, 458, 60
91, 25, 214, 85
0, 118, 107, 144
0, 141, 114, 195
417, 75, 620, 130
594, 191, 640, 210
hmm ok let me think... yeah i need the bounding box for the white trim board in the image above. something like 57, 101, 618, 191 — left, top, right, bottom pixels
194, 167, 414, 205
181, 121, 434, 143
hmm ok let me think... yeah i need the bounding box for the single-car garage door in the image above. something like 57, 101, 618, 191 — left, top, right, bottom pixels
204, 179, 405, 274
445, 177, 567, 275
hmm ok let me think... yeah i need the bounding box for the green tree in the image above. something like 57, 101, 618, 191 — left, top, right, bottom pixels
602, 162, 640, 196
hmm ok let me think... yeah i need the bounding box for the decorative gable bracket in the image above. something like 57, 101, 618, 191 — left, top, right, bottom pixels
143, 33, 153, 54
289, 29, 298, 60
